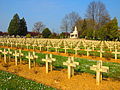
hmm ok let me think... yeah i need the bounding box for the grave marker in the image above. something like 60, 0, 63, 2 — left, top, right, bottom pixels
90, 60, 109, 85
19, 49, 24, 64
13, 50, 19, 66
85, 47, 92, 56
26, 52, 34, 69
98, 46, 104, 58
7, 48, 12, 61
63, 57, 79, 79
2, 49, 8, 63
112, 49, 120, 59
42, 54, 56, 73
32, 51, 38, 66
74, 47, 79, 55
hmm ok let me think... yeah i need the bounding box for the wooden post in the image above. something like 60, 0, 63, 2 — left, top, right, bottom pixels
90, 60, 109, 85
63, 57, 79, 79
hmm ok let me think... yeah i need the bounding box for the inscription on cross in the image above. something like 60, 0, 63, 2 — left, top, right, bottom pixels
90, 60, 109, 85
63, 57, 79, 79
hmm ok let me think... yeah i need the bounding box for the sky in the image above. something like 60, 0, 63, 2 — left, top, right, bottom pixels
0, 0, 120, 33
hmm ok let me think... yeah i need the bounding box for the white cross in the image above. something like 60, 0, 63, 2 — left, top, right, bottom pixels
32, 51, 38, 66
112, 49, 120, 59
26, 52, 34, 69
98, 47, 104, 58
19, 49, 24, 64
85, 47, 92, 56
7, 48, 12, 61
63, 46, 69, 54
63, 57, 79, 79
74, 47, 79, 55
13, 50, 19, 66
90, 60, 109, 85
42, 54, 56, 73
2, 49, 8, 63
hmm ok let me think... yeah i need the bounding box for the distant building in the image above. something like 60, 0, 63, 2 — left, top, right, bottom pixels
70, 26, 78, 39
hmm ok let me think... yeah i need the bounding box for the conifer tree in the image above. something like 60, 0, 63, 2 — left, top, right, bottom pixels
8, 13, 20, 36
19, 18, 27, 36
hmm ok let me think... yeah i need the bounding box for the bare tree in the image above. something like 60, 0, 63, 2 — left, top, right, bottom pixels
60, 11, 81, 32
86, 1, 110, 26
32, 22, 45, 33
60, 15, 69, 32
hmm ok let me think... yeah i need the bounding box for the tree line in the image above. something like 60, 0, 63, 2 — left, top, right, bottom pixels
6, 1, 119, 40
60, 1, 119, 41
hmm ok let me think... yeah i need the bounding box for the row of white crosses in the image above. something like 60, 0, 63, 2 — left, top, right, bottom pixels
0, 48, 37, 69
0, 47, 109, 85
63, 56, 109, 85
1, 38, 120, 59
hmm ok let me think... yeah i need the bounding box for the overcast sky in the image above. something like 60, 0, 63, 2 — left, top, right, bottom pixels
0, 0, 120, 33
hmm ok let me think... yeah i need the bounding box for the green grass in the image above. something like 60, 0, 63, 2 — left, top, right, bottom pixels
0, 47, 120, 79
0, 70, 57, 90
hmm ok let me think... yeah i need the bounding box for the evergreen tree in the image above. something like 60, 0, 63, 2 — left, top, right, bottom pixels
42, 28, 52, 38
19, 18, 27, 36
8, 13, 20, 36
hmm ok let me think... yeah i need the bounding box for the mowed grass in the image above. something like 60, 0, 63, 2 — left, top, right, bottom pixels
0, 47, 120, 79
0, 70, 57, 90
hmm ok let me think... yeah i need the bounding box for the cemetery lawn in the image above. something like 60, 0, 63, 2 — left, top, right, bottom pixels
0, 47, 120, 89
0, 70, 56, 90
